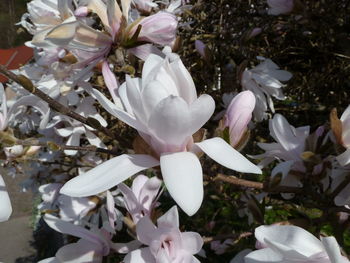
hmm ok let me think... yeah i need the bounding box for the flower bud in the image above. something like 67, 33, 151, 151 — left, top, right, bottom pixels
130, 12, 178, 45
224, 91, 255, 148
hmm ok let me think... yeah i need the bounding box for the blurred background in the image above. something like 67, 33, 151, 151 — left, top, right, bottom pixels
0, 0, 30, 48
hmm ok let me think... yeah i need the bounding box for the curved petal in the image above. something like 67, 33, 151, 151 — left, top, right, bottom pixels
195, 138, 262, 174
60, 154, 159, 197
124, 248, 156, 263
44, 214, 106, 248
138, 176, 162, 210
244, 248, 283, 263
157, 205, 179, 229
188, 94, 215, 135
102, 60, 119, 104
181, 232, 204, 254
321, 236, 348, 263
136, 216, 158, 245
148, 96, 191, 147
255, 225, 324, 257
45, 18, 78, 46
160, 152, 203, 216
0, 175, 12, 222
56, 239, 102, 263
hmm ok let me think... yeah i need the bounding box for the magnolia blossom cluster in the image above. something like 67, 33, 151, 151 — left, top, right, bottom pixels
0, 0, 349, 262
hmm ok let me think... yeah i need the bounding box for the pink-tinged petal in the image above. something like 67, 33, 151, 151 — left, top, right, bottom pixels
195, 138, 262, 174
148, 96, 192, 147
0, 175, 12, 222
160, 152, 203, 216
244, 248, 283, 263
55, 239, 103, 263
225, 91, 255, 146
107, 0, 122, 38
135, 12, 178, 45
131, 174, 149, 197
44, 214, 107, 249
138, 176, 162, 210
337, 148, 350, 166
188, 95, 215, 135
60, 154, 159, 197
321, 236, 349, 263
157, 205, 179, 229
45, 18, 78, 46
124, 247, 156, 263
106, 190, 116, 230
102, 61, 119, 104
136, 216, 158, 245
110, 240, 142, 254
181, 232, 204, 254
129, 44, 164, 61
255, 225, 324, 257
74, 6, 89, 17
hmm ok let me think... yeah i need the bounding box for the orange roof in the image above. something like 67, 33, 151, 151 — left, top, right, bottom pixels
0, 46, 33, 83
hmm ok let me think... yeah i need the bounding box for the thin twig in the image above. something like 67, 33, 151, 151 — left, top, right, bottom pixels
215, 173, 303, 193
17, 139, 119, 156
0, 65, 116, 139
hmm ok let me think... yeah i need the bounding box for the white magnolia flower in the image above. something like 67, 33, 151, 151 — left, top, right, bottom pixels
253, 114, 309, 191
241, 58, 292, 122
231, 225, 349, 263
50, 97, 107, 155
61, 52, 261, 216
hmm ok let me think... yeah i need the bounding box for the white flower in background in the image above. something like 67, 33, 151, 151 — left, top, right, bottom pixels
61, 52, 261, 216
231, 225, 349, 263
241, 57, 292, 122
0, 175, 12, 222
252, 114, 309, 192
49, 96, 107, 155
124, 206, 203, 263
119, 174, 162, 223
267, 0, 294, 16
333, 105, 350, 166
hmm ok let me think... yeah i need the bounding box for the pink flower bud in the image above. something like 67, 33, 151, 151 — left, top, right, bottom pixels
224, 91, 255, 147
131, 12, 178, 45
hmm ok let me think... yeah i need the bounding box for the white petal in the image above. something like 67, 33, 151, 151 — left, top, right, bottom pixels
60, 154, 159, 197
160, 152, 203, 216
322, 236, 348, 263
181, 232, 204, 254
337, 148, 350, 166
188, 94, 215, 135
195, 138, 262, 174
244, 248, 283, 263
255, 225, 324, 257
157, 205, 179, 229
148, 96, 192, 147
0, 175, 12, 222
124, 248, 156, 263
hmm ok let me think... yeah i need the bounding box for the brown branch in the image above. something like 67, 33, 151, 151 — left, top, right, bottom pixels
214, 173, 303, 193
330, 174, 350, 200
214, 173, 263, 189
17, 139, 119, 156
0, 65, 116, 139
